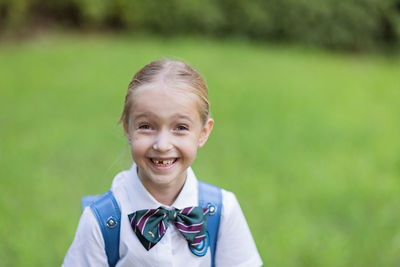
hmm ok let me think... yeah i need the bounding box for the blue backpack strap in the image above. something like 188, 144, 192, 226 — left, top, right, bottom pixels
81, 194, 103, 212
198, 180, 222, 267
81, 190, 121, 267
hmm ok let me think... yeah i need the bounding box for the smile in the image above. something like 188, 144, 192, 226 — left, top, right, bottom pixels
149, 158, 178, 169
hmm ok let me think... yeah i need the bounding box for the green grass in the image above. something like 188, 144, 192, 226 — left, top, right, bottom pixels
1, 33, 400, 266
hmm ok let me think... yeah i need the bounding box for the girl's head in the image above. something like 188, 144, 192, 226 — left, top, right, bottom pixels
121, 59, 211, 131
121, 59, 214, 197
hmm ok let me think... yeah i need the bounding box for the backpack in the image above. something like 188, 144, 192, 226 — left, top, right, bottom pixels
81, 180, 222, 267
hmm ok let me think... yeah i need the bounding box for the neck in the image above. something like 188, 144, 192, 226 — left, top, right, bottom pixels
138, 169, 187, 206
147, 183, 184, 206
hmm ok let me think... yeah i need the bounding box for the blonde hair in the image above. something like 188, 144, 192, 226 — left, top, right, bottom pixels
120, 59, 210, 129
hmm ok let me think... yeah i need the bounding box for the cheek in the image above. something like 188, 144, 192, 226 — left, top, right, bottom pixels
130, 135, 152, 157
178, 137, 200, 158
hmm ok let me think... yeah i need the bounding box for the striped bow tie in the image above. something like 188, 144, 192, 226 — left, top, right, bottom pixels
128, 206, 209, 251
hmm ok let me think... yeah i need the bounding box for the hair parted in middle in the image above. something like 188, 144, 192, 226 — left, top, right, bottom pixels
120, 59, 210, 131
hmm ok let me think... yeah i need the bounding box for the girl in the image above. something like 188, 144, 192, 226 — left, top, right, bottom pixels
63, 59, 262, 266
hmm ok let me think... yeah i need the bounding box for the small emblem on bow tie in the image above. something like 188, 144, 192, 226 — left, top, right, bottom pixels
148, 231, 155, 238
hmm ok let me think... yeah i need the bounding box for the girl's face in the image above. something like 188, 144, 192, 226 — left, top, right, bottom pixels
124, 84, 213, 192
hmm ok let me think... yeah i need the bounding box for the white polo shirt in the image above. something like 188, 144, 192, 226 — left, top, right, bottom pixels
63, 164, 263, 267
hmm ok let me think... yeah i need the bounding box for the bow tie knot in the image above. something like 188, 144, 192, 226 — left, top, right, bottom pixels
128, 206, 209, 251
166, 209, 178, 221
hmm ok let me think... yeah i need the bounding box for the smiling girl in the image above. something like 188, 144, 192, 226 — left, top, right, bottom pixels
63, 59, 262, 266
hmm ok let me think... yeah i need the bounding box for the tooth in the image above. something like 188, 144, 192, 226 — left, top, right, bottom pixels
152, 159, 175, 165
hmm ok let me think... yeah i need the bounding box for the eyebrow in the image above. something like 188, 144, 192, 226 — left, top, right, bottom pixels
132, 112, 194, 123
132, 112, 151, 120
171, 114, 194, 122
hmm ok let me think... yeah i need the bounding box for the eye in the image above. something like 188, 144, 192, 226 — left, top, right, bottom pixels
138, 124, 151, 130
175, 125, 189, 131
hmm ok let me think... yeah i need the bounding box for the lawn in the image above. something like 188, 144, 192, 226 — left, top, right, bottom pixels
0, 33, 399, 266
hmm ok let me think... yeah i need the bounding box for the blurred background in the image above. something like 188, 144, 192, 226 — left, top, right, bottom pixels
1, 0, 400, 266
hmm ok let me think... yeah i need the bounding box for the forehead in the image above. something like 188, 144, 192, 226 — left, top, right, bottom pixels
130, 84, 201, 121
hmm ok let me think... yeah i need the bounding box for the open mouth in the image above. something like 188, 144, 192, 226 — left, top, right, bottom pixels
149, 158, 178, 168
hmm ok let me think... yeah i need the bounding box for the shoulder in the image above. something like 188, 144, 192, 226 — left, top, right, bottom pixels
217, 188, 250, 235
109, 168, 134, 209
202, 182, 240, 216
110, 168, 132, 191
196, 179, 238, 215
219, 188, 247, 230
220, 189, 239, 211
63, 207, 108, 266
215, 187, 264, 267
198, 181, 242, 232
69, 207, 103, 245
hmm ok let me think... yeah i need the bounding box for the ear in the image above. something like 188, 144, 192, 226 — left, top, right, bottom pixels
198, 118, 214, 148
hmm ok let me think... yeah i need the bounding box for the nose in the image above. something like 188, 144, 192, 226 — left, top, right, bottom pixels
152, 130, 173, 152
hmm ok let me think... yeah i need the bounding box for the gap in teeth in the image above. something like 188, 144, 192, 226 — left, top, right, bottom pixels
152, 159, 175, 166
